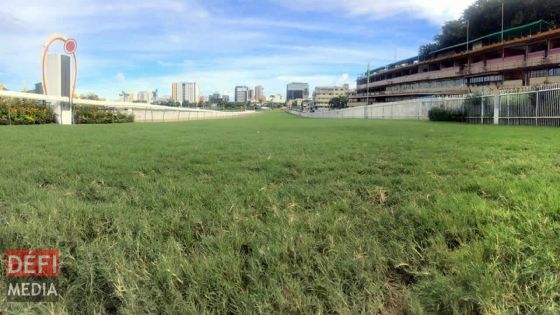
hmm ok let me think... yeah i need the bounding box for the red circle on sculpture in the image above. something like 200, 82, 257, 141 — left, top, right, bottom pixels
64, 39, 77, 54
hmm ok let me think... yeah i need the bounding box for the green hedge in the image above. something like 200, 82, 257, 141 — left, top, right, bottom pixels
428, 107, 465, 122
0, 98, 56, 125
75, 106, 134, 124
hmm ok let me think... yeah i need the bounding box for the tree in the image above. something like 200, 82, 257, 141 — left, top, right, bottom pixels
434, 19, 469, 49
420, 0, 560, 56
80, 93, 101, 100
158, 100, 179, 107
329, 96, 348, 109
419, 42, 442, 60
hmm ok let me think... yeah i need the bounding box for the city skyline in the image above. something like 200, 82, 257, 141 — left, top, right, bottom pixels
0, 0, 476, 99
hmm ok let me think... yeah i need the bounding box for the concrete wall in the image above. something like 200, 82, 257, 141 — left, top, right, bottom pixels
530, 77, 560, 85
291, 98, 464, 120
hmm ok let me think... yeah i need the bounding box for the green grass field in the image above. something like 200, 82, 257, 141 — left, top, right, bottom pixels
1, 112, 559, 314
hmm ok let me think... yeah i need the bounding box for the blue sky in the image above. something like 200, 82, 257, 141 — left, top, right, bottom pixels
0, 0, 475, 99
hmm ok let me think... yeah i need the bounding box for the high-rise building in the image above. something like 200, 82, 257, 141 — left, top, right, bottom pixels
312, 84, 349, 109
255, 85, 264, 102
286, 82, 309, 101
172, 82, 200, 104
186, 82, 200, 104
222, 94, 230, 103
172, 82, 185, 103
248, 89, 255, 101
235, 86, 249, 103
45, 54, 71, 97
172, 82, 180, 102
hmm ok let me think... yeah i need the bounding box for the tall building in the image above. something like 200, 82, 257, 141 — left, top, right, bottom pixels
45, 54, 71, 97
255, 85, 264, 102
172, 82, 200, 104
286, 82, 309, 101
313, 84, 349, 109
235, 86, 249, 103
186, 82, 200, 104
248, 89, 255, 101
172, 82, 180, 102
172, 82, 185, 103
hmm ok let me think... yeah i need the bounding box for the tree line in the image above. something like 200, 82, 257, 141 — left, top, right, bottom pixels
420, 0, 560, 57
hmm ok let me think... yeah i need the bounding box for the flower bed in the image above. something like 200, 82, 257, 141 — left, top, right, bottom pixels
0, 98, 56, 125
75, 105, 134, 124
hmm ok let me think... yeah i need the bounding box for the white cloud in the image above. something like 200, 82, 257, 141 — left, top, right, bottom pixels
0, 0, 450, 98
115, 73, 126, 82
275, 0, 476, 24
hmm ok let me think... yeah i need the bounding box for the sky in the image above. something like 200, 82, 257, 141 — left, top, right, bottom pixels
0, 0, 476, 99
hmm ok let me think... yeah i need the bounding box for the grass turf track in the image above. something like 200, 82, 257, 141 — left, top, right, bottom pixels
0, 112, 559, 314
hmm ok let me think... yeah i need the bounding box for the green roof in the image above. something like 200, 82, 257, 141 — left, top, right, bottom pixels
363, 20, 555, 77
427, 20, 554, 56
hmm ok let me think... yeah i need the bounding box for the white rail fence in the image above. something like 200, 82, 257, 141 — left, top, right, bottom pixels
126, 108, 257, 123
0, 90, 258, 124
292, 84, 560, 127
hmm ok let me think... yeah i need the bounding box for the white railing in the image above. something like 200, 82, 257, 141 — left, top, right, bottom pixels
0, 90, 258, 124
292, 84, 560, 127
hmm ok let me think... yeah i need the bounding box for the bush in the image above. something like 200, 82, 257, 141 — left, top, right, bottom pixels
0, 98, 56, 125
428, 107, 465, 122
75, 106, 134, 124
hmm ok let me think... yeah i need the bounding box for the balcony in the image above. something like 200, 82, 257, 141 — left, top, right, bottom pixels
357, 50, 560, 94
358, 67, 461, 90
352, 85, 468, 99
465, 52, 552, 75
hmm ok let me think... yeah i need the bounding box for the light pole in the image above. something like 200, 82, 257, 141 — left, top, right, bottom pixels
501, 0, 505, 59
466, 20, 470, 52
365, 63, 370, 119
501, 0, 504, 43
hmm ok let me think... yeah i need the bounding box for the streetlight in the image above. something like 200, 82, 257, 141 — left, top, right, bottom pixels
364, 62, 371, 119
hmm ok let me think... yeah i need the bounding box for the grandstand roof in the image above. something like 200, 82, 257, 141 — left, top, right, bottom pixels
363, 20, 555, 77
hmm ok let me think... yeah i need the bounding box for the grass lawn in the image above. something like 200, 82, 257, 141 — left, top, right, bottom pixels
1, 112, 559, 314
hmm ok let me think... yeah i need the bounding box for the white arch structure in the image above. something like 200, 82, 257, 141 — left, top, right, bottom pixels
41, 33, 78, 103
0, 34, 259, 123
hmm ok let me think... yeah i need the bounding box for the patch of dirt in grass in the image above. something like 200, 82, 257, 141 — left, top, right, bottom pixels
369, 186, 388, 205
389, 263, 417, 286
381, 281, 410, 315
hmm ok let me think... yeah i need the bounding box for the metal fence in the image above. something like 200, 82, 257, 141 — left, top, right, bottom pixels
499, 85, 560, 126
127, 107, 258, 123
292, 84, 560, 127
